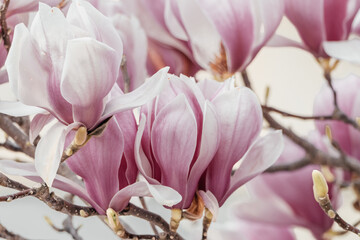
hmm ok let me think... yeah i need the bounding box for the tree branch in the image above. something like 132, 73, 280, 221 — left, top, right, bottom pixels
0, 0, 11, 52
0, 223, 27, 240
120, 203, 184, 240
0, 114, 35, 158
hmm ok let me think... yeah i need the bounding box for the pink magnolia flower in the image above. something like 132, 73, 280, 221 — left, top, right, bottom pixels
234, 135, 340, 239
0, 112, 181, 214
314, 75, 360, 162
284, 0, 360, 57
132, 0, 284, 76
122, 0, 200, 77
0, 0, 62, 84
135, 76, 283, 215
79, 0, 149, 92
0, 1, 168, 186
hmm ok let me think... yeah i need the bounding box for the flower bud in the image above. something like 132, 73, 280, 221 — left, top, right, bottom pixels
312, 170, 329, 201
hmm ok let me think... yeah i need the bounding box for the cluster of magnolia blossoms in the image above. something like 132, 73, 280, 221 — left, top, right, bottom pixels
2, 0, 360, 239
0, 0, 284, 226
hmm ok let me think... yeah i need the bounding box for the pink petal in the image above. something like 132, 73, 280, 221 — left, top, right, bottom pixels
35, 121, 80, 186
151, 94, 197, 204
223, 130, 284, 205
197, 0, 254, 71
175, 0, 221, 69
66, 0, 123, 56
0, 160, 103, 214
114, 15, 148, 91
205, 87, 262, 200
60, 38, 120, 128
109, 180, 182, 211
285, 0, 326, 56
67, 118, 124, 210
5, 23, 52, 110
30, 113, 54, 143
0, 101, 45, 117
187, 101, 220, 198
134, 114, 155, 181
199, 190, 219, 221
115, 110, 138, 185
102, 67, 169, 119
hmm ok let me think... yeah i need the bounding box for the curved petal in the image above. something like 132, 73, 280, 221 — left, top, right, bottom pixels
223, 130, 284, 205
35, 121, 80, 186
5, 23, 52, 110
187, 101, 219, 198
164, 0, 188, 41
109, 180, 182, 211
176, 0, 221, 68
102, 67, 169, 120
205, 87, 262, 200
0, 101, 46, 117
67, 0, 123, 56
115, 110, 138, 185
30, 113, 54, 143
151, 94, 197, 204
60, 38, 120, 128
324, 40, 360, 64
114, 15, 148, 91
285, 0, 326, 56
0, 160, 103, 214
134, 115, 155, 180
197, 0, 254, 72
67, 118, 124, 210
199, 190, 219, 221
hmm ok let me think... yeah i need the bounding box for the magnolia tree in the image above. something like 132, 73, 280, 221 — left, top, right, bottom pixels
1, 0, 360, 239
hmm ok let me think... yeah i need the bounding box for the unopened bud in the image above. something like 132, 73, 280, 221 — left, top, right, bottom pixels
170, 209, 182, 232
106, 208, 124, 233
356, 117, 360, 127
312, 170, 329, 201
74, 126, 87, 146
325, 125, 332, 142
79, 209, 88, 217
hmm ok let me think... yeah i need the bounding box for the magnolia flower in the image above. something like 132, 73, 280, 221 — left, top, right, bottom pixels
234, 135, 340, 239
0, 1, 168, 186
123, 0, 200, 77
0, 112, 181, 214
80, 0, 149, 91
135, 76, 283, 217
284, 0, 360, 57
0, 0, 61, 84
314, 75, 360, 161
198, 79, 283, 217
133, 0, 283, 78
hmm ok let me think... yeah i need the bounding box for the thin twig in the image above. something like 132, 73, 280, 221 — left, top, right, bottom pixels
265, 157, 312, 173
241, 70, 360, 175
0, 139, 22, 152
324, 70, 338, 109
0, 114, 35, 158
120, 203, 184, 240
0, 176, 98, 217
45, 195, 83, 240
317, 194, 360, 236
0, 223, 27, 240
0, 0, 11, 52
139, 197, 159, 235
121, 54, 130, 93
